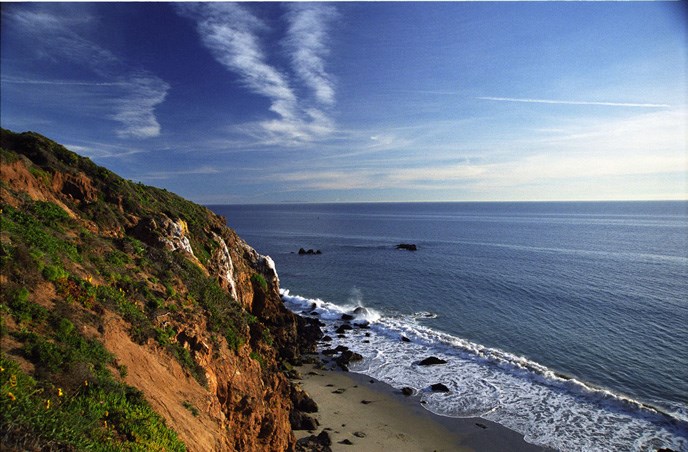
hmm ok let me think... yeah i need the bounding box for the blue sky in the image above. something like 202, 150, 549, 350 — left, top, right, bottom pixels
1, 2, 686, 203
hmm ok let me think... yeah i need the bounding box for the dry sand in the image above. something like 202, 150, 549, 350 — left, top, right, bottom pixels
293, 363, 548, 452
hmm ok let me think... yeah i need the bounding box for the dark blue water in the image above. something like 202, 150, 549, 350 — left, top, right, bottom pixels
211, 201, 688, 451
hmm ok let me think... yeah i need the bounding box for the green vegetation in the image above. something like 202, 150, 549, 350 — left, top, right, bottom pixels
182, 400, 200, 417
1, 356, 185, 451
251, 273, 268, 291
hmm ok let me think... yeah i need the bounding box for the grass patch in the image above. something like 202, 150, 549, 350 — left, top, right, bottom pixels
0, 355, 186, 451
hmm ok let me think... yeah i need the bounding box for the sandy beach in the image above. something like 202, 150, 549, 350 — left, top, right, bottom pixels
293, 363, 548, 452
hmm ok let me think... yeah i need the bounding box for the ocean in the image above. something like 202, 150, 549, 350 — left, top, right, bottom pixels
210, 201, 688, 451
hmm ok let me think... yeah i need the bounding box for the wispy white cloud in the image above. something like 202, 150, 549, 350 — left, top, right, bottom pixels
176, 3, 337, 145
112, 75, 170, 139
478, 96, 672, 108
1, 77, 125, 87
63, 142, 145, 159
263, 107, 686, 199
3, 5, 169, 140
285, 3, 337, 106
140, 166, 222, 180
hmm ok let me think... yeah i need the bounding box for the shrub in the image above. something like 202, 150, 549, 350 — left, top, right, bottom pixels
7, 288, 48, 325
251, 273, 268, 291
182, 400, 199, 417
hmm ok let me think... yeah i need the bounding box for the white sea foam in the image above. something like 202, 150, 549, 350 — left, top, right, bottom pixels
281, 289, 688, 452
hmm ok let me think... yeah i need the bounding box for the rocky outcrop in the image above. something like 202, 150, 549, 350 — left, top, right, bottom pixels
130, 215, 196, 256
51, 170, 98, 204
207, 232, 239, 301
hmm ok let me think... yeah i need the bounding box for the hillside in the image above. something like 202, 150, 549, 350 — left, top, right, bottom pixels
0, 129, 322, 451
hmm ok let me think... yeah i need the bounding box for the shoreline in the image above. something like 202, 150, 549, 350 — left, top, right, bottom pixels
293, 363, 549, 451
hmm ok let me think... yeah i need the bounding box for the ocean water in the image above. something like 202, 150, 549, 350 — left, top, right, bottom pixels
211, 202, 688, 451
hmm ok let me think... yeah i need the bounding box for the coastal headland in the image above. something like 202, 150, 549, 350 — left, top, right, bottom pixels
1, 129, 541, 451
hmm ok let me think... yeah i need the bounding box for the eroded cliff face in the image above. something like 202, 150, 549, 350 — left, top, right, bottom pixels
0, 129, 321, 451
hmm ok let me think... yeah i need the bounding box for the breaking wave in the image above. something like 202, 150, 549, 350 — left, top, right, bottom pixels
282, 289, 688, 451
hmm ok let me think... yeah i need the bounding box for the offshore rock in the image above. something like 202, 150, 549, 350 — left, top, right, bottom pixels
418, 356, 447, 366
430, 383, 450, 393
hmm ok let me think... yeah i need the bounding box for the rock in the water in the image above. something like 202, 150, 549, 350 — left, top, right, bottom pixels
430, 383, 450, 393
335, 350, 363, 369
401, 387, 414, 396
418, 356, 447, 366
298, 248, 322, 255
321, 335, 332, 342
335, 324, 353, 334
400, 335, 411, 343
341, 313, 355, 321
396, 243, 417, 251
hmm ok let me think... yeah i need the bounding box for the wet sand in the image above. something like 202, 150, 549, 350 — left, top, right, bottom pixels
293, 363, 549, 451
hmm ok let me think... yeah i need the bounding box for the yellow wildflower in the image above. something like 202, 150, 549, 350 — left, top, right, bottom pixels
0, 366, 5, 372
7, 392, 16, 401
87, 275, 93, 283
9, 374, 16, 387
84, 380, 89, 387
45, 399, 51, 409
57, 388, 63, 397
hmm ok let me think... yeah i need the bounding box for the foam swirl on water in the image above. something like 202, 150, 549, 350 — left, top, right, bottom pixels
281, 289, 688, 451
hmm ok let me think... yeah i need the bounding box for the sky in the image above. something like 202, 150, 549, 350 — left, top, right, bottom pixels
1, 1, 687, 204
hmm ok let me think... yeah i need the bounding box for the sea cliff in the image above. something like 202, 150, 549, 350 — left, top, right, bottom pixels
0, 129, 322, 451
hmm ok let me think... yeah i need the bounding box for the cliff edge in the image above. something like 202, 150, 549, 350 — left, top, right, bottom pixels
0, 129, 322, 451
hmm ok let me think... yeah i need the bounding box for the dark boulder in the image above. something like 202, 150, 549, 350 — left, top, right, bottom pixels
341, 313, 355, 321
430, 383, 450, 393
400, 335, 411, 343
335, 350, 363, 370
299, 248, 322, 255
296, 431, 332, 452
396, 243, 417, 251
290, 411, 319, 430
291, 387, 319, 413
418, 356, 447, 366
401, 387, 414, 396
335, 324, 353, 334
